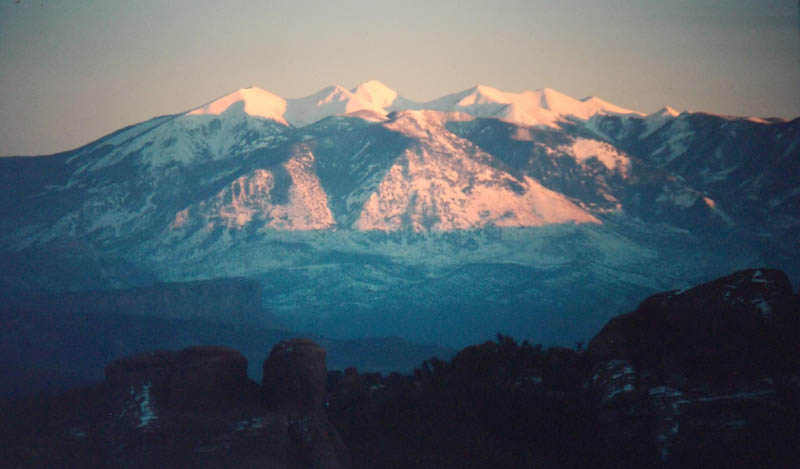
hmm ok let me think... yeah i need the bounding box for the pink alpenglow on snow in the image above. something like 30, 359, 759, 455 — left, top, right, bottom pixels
188, 87, 289, 125
165, 81, 670, 232
185, 81, 647, 129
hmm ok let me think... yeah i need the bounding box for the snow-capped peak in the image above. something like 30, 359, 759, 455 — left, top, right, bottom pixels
423, 85, 508, 111
351, 80, 399, 108
185, 82, 644, 130
579, 96, 642, 117
649, 106, 680, 118
284, 84, 387, 127
639, 106, 683, 139
187, 87, 288, 125
535, 88, 579, 112
417, 85, 641, 128
460, 84, 512, 104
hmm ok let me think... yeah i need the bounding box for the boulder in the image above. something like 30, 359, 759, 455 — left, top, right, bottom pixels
169, 345, 253, 410
262, 338, 351, 469
262, 338, 328, 413
104, 346, 256, 420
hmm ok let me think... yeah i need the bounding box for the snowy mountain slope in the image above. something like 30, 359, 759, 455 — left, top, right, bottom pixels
586, 110, 800, 231
356, 110, 600, 231
1, 81, 797, 347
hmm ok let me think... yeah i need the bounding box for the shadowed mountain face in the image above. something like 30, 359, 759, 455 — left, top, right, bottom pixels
1, 82, 798, 347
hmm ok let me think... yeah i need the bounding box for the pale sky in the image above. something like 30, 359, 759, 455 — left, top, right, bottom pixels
1, 0, 798, 156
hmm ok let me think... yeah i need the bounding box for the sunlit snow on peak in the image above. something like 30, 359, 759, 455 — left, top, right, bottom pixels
419, 85, 641, 128
651, 106, 680, 118
183, 82, 647, 131
187, 87, 288, 125
284, 84, 387, 127
351, 80, 399, 108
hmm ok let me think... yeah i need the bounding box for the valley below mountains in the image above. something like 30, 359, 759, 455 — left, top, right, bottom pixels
1, 80, 798, 349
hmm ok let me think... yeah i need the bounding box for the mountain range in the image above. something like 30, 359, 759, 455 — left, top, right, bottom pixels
1, 80, 798, 347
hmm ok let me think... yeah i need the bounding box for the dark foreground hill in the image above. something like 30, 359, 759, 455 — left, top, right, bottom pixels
2, 268, 799, 468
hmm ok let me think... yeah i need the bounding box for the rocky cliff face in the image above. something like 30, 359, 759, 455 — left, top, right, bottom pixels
1, 340, 350, 469
586, 268, 800, 465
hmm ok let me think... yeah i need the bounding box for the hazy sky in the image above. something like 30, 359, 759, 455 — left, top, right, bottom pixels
1, 0, 798, 156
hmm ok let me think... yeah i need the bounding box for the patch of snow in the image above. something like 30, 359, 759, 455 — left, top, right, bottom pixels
173, 149, 335, 232
69, 427, 88, 440
354, 139, 600, 232
267, 150, 336, 230
611, 364, 636, 380
650, 118, 694, 165
696, 390, 774, 402
656, 186, 698, 209
607, 383, 635, 400
137, 382, 157, 428
641, 106, 680, 138
234, 417, 264, 432
649, 386, 684, 398
564, 138, 630, 175
673, 286, 691, 296
751, 270, 767, 283
752, 298, 772, 317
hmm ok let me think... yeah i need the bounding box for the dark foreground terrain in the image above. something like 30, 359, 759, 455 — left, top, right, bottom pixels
2, 268, 799, 468
0, 277, 451, 399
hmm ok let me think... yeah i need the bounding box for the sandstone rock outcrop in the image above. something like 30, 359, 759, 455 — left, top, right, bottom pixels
262, 338, 351, 469
3, 340, 349, 468
587, 268, 800, 465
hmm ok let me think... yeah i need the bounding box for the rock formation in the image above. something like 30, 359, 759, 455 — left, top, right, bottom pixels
2, 340, 350, 468
586, 268, 800, 466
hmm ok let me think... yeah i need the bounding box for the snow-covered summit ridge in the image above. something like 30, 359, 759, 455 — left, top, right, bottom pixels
650, 106, 680, 118
423, 85, 643, 127
188, 87, 289, 125
351, 80, 399, 109
184, 81, 647, 129
283, 84, 388, 127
